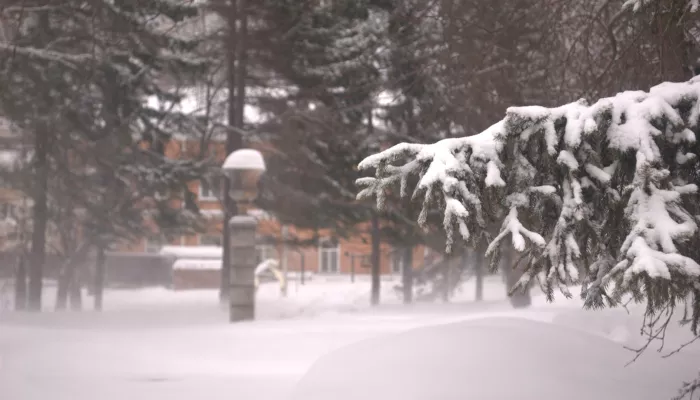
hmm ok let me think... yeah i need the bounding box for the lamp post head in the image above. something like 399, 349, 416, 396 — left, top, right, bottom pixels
222, 149, 266, 203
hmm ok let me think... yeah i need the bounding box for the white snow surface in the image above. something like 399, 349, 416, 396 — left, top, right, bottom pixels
172, 258, 222, 270
159, 245, 222, 259
293, 316, 698, 400
1, 276, 698, 400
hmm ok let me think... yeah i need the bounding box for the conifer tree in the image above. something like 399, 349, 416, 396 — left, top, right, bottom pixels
249, 0, 387, 235
0, 0, 210, 310
358, 78, 700, 334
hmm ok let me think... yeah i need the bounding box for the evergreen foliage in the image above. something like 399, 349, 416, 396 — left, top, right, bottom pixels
249, 0, 387, 236
358, 78, 700, 334
0, 0, 210, 249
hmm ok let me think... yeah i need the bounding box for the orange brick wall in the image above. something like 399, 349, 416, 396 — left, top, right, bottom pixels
122, 138, 430, 275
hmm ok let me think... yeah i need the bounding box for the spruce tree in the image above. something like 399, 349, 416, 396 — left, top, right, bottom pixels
358, 78, 700, 333
248, 0, 387, 236
0, 0, 210, 310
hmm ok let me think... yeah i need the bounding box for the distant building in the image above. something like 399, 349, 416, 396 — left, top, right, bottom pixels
119, 134, 431, 277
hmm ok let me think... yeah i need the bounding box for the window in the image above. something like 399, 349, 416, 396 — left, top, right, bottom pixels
0, 203, 14, 219
199, 234, 222, 246
256, 244, 278, 265
319, 238, 340, 273
145, 235, 164, 253
199, 175, 222, 200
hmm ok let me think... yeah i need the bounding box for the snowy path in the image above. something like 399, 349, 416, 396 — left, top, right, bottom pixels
1, 277, 698, 400
0, 309, 514, 400
0, 277, 510, 400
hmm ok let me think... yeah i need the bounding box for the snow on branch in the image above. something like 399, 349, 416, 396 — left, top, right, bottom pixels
623, 0, 700, 13
357, 78, 700, 310
0, 43, 95, 68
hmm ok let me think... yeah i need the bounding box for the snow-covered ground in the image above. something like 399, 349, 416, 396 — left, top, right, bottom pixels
1, 276, 698, 400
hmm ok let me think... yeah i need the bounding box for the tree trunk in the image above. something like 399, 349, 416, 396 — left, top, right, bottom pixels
27, 9, 52, 313
221, 198, 232, 303
94, 246, 105, 311
442, 256, 452, 303
56, 233, 75, 311
28, 129, 48, 312
55, 243, 89, 311
473, 248, 484, 302
234, 0, 248, 130
55, 263, 72, 311
370, 211, 381, 306
69, 275, 82, 311
280, 225, 288, 296
500, 247, 531, 308
14, 254, 27, 311
368, 102, 381, 307
402, 246, 413, 304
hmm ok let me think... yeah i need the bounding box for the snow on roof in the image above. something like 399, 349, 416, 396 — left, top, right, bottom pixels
199, 208, 273, 221
159, 245, 223, 259
172, 258, 222, 270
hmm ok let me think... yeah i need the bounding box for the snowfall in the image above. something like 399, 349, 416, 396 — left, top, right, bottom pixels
1, 275, 699, 400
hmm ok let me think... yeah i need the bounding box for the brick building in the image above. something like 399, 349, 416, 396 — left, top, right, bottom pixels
125, 137, 431, 276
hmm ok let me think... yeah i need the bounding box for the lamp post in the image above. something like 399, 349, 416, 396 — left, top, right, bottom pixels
222, 148, 266, 322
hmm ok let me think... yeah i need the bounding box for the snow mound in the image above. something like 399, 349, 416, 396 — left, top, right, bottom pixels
292, 317, 698, 400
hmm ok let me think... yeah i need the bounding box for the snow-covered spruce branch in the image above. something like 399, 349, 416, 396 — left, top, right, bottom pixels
623, 0, 700, 13
357, 78, 700, 316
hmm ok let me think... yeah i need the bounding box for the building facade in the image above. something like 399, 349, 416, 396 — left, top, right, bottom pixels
125, 137, 430, 276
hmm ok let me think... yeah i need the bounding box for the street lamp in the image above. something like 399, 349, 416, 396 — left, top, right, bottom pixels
222, 149, 266, 208
222, 148, 266, 322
